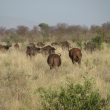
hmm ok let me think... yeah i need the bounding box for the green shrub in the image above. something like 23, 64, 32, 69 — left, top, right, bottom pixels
76, 40, 82, 48
84, 36, 103, 52
92, 36, 102, 50
37, 78, 110, 110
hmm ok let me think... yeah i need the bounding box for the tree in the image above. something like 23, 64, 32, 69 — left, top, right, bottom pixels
0, 26, 6, 36
16, 25, 29, 36
69, 25, 82, 41
81, 25, 88, 35
5, 28, 16, 36
38, 23, 50, 41
102, 22, 110, 39
90, 25, 101, 34
38, 23, 49, 35
30, 26, 40, 36
56, 23, 68, 35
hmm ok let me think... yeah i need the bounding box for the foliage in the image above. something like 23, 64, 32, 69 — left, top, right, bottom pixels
38, 23, 50, 41
76, 40, 82, 48
0, 21, 110, 43
16, 25, 29, 36
91, 36, 102, 50
4, 35, 22, 45
38, 23, 49, 30
0, 26, 6, 36
37, 78, 110, 110
38, 23, 49, 35
84, 36, 102, 52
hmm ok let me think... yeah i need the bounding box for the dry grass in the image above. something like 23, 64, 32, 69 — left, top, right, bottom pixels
0, 42, 110, 110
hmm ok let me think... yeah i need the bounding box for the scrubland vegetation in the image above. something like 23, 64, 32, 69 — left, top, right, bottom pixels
0, 41, 110, 110
0, 22, 110, 109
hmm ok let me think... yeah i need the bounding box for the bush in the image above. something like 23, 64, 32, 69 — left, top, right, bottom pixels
76, 40, 82, 48
37, 78, 110, 110
84, 36, 103, 52
92, 36, 102, 50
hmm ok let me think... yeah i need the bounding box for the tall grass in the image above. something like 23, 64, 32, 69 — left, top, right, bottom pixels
0, 42, 110, 109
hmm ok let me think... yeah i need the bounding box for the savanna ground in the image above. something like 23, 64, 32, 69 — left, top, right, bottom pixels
0, 41, 110, 110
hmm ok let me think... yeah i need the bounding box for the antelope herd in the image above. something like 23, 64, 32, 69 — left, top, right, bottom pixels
0, 40, 109, 69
